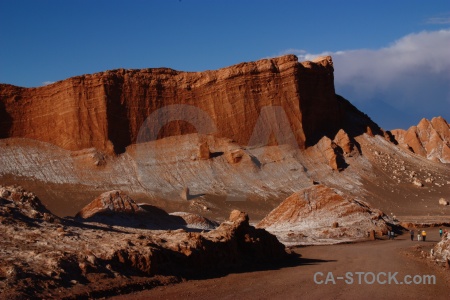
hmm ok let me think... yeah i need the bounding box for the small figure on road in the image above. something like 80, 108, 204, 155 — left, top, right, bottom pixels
417, 233, 421, 241
422, 230, 426, 242
439, 228, 443, 238
387, 230, 391, 240
390, 231, 395, 240
410, 229, 414, 241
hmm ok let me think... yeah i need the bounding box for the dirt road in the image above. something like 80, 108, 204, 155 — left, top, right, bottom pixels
111, 229, 449, 300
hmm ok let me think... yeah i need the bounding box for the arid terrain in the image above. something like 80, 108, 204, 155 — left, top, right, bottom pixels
1, 55, 449, 298
111, 229, 450, 300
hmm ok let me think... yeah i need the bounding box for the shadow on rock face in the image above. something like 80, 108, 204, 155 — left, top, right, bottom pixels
0, 99, 13, 139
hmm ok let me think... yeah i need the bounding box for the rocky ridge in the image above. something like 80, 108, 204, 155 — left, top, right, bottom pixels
0, 186, 286, 299
391, 117, 450, 163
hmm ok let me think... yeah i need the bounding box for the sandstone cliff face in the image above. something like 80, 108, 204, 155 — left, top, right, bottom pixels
391, 117, 450, 163
1, 55, 364, 154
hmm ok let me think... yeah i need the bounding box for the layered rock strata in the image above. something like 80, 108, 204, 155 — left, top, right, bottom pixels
257, 185, 388, 245
0, 55, 377, 155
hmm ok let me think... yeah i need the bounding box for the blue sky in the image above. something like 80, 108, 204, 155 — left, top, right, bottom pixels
0, 0, 449, 130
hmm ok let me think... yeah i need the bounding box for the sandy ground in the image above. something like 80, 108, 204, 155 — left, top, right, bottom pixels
110, 229, 450, 300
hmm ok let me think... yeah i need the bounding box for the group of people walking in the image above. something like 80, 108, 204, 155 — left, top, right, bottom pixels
387, 228, 448, 241
410, 229, 427, 241
408, 228, 447, 241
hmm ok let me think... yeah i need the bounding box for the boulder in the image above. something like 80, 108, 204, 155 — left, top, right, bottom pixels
439, 198, 449, 206
412, 179, 423, 187
225, 149, 246, 164
197, 141, 211, 160
180, 186, 190, 201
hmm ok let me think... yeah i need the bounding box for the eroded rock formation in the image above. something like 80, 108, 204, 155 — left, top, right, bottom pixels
391, 117, 450, 163
0, 186, 287, 299
76, 190, 141, 219
257, 185, 388, 245
75, 190, 217, 230
431, 232, 450, 266
306, 136, 348, 171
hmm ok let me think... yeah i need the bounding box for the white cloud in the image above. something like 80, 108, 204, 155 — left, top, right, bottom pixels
426, 17, 450, 24
42, 81, 55, 86
426, 13, 450, 25
279, 29, 450, 128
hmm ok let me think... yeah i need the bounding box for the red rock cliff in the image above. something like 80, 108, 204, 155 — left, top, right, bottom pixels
0, 55, 352, 154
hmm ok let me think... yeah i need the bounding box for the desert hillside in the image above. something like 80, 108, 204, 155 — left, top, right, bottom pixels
0, 55, 448, 222
1, 54, 450, 299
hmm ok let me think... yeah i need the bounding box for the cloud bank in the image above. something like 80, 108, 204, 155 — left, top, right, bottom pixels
281, 29, 450, 129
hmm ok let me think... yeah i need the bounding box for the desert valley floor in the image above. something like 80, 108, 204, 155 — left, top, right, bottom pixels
112, 231, 450, 300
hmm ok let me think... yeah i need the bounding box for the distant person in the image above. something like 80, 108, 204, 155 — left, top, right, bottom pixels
387, 230, 391, 240
410, 229, 414, 241
422, 230, 426, 242
391, 231, 395, 240
439, 228, 443, 238
418, 232, 421, 241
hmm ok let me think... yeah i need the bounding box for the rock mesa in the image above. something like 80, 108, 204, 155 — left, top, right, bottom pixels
0, 55, 379, 155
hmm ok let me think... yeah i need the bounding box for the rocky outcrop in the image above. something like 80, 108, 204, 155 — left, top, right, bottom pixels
169, 211, 218, 230
391, 117, 450, 163
76, 190, 141, 219
197, 141, 211, 160
180, 186, 190, 200
0, 185, 56, 223
0, 187, 287, 299
225, 148, 246, 164
431, 232, 450, 266
0, 55, 380, 155
334, 129, 354, 155
306, 136, 348, 171
75, 190, 217, 230
257, 185, 388, 245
